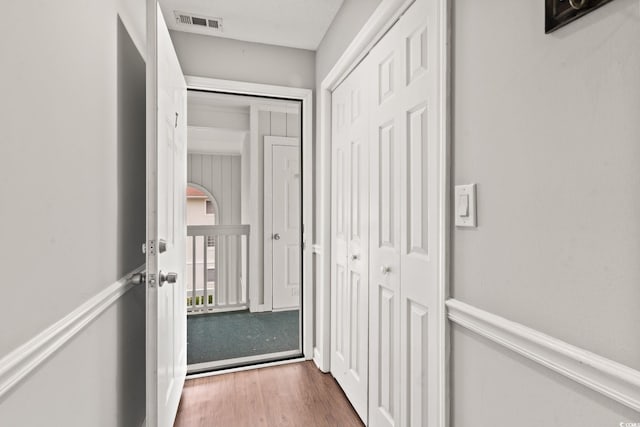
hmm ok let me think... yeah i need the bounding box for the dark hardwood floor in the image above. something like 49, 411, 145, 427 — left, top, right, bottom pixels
174, 361, 364, 427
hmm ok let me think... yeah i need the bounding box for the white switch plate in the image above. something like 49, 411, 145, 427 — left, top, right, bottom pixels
455, 184, 477, 227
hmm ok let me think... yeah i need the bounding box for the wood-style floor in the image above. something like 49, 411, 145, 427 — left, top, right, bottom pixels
174, 361, 364, 427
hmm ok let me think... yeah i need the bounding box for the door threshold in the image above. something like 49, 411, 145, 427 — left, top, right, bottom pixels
187, 353, 306, 379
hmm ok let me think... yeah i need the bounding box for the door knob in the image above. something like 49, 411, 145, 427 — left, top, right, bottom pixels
273, 233, 281, 240
159, 271, 178, 287
381, 266, 391, 275
130, 272, 146, 285
158, 239, 167, 253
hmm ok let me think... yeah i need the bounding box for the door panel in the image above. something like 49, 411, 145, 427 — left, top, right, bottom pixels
331, 58, 370, 423
368, 16, 402, 427
146, 3, 187, 427
399, 1, 440, 425
369, 1, 440, 426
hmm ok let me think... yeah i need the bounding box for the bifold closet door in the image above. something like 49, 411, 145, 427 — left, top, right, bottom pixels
369, 0, 440, 426
330, 59, 370, 422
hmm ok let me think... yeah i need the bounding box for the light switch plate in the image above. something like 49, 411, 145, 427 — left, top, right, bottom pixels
455, 184, 477, 227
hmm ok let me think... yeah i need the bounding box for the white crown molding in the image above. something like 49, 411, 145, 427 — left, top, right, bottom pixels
0, 265, 145, 399
447, 298, 640, 412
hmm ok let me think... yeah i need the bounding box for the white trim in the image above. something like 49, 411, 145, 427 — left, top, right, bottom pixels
184, 75, 314, 361
447, 299, 640, 413
186, 76, 312, 101
320, 0, 416, 92
438, 2, 452, 427
187, 357, 307, 379
249, 103, 262, 313
0, 264, 145, 399
187, 349, 302, 374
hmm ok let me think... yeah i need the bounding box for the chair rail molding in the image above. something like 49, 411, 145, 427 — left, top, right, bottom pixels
447, 298, 640, 412
0, 265, 145, 400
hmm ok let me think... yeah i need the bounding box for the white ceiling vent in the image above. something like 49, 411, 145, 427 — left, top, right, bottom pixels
173, 11, 223, 32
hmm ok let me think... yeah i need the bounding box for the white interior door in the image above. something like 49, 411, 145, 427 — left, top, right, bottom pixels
368, 17, 402, 426
146, 3, 187, 426
264, 136, 301, 311
330, 59, 370, 423
369, 0, 439, 426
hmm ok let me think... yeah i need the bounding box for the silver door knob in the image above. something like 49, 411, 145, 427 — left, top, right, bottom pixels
273, 233, 281, 240
381, 266, 391, 274
130, 272, 146, 285
351, 254, 360, 260
159, 271, 178, 287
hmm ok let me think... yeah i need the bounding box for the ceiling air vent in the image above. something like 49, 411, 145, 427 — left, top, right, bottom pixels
173, 11, 223, 32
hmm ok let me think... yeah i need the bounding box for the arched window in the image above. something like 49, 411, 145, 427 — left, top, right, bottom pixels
186, 184, 220, 227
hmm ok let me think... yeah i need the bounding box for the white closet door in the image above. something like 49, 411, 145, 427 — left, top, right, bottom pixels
368, 16, 403, 427
398, 1, 441, 425
331, 59, 370, 423
369, 0, 439, 426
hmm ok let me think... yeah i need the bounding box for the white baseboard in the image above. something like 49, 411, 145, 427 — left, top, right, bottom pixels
447, 298, 640, 412
313, 347, 329, 373
0, 265, 145, 399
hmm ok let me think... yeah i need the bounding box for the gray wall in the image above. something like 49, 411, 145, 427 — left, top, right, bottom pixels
315, 0, 382, 86
0, 1, 146, 426
452, 0, 640, 424
188, 153, 242, 225
169, 31, 316, 89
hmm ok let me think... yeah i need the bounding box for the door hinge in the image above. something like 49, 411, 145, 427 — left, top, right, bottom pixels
148, 273, 157, 287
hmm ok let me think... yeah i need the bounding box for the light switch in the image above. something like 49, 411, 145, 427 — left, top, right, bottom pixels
457, 194, 469, 217
455, 184, 476, 227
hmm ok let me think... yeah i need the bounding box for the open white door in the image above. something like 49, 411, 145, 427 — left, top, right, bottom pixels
146, 2, 187, 426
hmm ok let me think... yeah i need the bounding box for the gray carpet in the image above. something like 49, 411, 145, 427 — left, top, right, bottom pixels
187, 309, 300, 365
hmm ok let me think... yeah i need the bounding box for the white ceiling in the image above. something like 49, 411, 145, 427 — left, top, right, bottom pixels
158, 0, 344, 50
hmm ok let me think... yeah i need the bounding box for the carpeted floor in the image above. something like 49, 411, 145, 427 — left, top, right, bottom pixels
187, 309, 300, 365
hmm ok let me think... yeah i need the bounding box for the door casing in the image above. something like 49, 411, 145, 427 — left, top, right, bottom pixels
184, 75, 314, 361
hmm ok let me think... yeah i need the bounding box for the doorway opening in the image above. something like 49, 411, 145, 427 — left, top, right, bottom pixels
184, 89, 304, 373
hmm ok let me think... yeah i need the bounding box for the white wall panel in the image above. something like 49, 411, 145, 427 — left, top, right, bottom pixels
407, 301, 428, 427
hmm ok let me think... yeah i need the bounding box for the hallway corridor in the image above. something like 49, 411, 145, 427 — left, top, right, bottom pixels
174, 361, 363, 427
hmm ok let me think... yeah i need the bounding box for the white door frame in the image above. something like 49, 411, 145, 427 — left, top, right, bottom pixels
315, 0, 451, 425
264, 136, 301, 311
185, 75, 314, 360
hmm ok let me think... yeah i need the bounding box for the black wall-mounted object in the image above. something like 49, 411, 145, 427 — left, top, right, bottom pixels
546, 0, 614, 33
